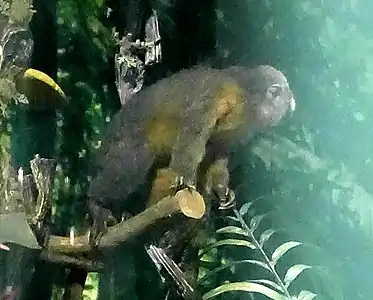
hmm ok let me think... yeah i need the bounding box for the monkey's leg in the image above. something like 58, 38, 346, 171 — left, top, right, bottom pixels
170, 136, 207, 187
147, 167, 179, 207
204, 156, 236, 210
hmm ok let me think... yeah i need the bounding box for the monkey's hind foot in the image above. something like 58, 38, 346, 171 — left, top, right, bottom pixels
216, 187, 236, 210
88, 199, 118, 248
169, 176, 197, 196
88, 225, 106, 248
120, 211, 133, 222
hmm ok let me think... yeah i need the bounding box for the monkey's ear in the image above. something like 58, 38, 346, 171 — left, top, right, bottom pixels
266, 83, 282, 99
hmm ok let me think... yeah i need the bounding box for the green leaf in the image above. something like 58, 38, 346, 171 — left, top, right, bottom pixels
226, 216, 239, 222
297, 290, 317, 300
250, 213, 268, 232
271, 241, 301, 266
199, 260, 271, 284
249, 279, 283, 292
259, 228, 277, 246
239, 202, 253, 216
199, 260, 219, 270
202, 282, 286, 300
200, 239, 255, 258
237, 259, 270, 271
95, 0, 104, 7
216, 226, 248, 237
284, 264, 311, 287
0, 212, 41, 250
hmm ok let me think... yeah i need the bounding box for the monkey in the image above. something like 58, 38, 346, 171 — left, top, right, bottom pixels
86, 64, 295, 298
87, 64, 295, 241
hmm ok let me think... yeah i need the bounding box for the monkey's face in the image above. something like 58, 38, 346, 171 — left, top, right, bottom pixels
249, 65, 296, 128
258, 81, 296, 127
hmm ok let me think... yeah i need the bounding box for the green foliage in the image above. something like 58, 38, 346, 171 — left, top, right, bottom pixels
82, 272, 99, 300
199, 200, 315, 300
53, 0, 118, 232
251, 134, 373, 241
244, 134, 373, 300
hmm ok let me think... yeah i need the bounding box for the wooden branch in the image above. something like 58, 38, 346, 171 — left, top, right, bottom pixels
1, 152, 206, 271
45, 189, 205, 255
20, 173, 37, 218
144, 9, 162, 66
29, 155, 56, 225
114, 8, 162, 105
39, 251, 103, 272
0, 155, 56, 249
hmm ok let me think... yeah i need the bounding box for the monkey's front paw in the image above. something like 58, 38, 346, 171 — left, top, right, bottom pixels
169, 176, 197, 196
213, 185, 236, 210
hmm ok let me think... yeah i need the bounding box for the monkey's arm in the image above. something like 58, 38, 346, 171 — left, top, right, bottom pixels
147, 116, 216, 206
169, 117, 215, 187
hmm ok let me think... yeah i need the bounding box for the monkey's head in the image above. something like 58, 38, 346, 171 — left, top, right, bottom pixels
230, 65, 296, 130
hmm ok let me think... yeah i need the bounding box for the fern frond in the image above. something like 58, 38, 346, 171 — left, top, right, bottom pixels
200, 200, 316, 299
202, 282, 287, 300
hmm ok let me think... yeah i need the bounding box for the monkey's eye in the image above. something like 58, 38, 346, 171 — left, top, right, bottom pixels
266, 84, 282, 99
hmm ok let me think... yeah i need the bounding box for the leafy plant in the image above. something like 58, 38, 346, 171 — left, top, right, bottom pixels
198, 199, 315, 300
